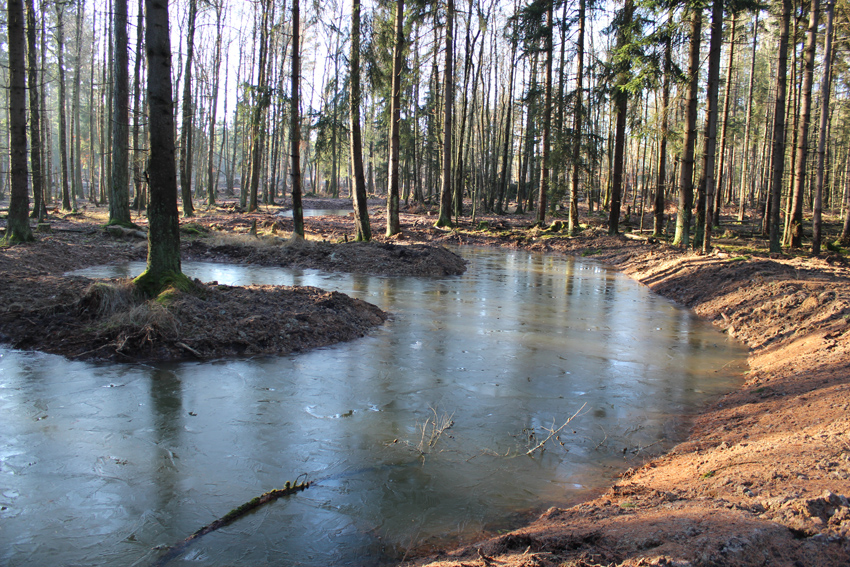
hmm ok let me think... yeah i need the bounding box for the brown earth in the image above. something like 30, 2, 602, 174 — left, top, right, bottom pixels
2, 198, 850, 565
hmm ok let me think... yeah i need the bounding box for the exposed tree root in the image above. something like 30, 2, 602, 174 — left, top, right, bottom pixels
152, 478, 311, 566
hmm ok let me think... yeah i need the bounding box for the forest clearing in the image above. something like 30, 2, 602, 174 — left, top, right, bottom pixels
1, 197, 850, 565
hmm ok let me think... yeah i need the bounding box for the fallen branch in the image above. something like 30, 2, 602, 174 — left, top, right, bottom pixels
152, 478, 311, 567
526, 403, 587, 456
176, 341, 202, 357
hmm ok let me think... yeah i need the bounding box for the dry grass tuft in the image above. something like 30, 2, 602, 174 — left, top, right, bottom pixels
79, 281, 137, 318
105, 302, 179, 336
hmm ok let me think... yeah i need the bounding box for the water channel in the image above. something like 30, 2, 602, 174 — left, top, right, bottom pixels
0, 247, 747, 566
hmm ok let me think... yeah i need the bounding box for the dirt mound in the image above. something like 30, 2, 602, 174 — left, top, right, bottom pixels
1, 276, 387, 362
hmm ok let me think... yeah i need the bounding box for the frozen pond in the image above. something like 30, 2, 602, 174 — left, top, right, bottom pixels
0, 248, 746, 566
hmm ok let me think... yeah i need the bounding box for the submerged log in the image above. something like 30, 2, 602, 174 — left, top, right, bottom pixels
153, 479, 311, 566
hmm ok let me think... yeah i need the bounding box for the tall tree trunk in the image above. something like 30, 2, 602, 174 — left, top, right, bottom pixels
55, 4, 73, 212
132, 0, 144, 211
653, 10, 671, 237
349, 0, 371, 241
40, 0, 51, 206
249, 0, 274, 212
290, 0, 305, 238
179, 0, 198, 217
385, 0, 404, 235
714, 11, 736, 229
135, 0, 184, 296
454, 2, 478, 216
25, 0, 44, 222
498, 31, 517, 216
436, 0, 455, 228
206, 0, 224, 207
768, 0, 791, 253
815, 0, 834, 253
6, 0, 33, 242
537, 1, 554, 226
72, 0, 84, 203
568, 0, 586, 235
109, 0, 131, 224
608, 0, 634, 235
787, 0, 819, 248
673, 6, 701, 248
699, 0, 724, 253
738, 11, 759, 222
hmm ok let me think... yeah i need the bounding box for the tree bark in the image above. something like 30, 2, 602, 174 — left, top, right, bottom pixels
814, 0, 834, 253
787, 0, 819, 248
131, 0, 145, 211
436, 0, 455, 228
178, 0, 198, 217
699, 0, 724, 253
6, 0, 33, 243
290, 0, 305, 238
386, 0, 404, 236
72, 1, 84, 203
25, 0, 44, 222
713, 11, 736, 230
55, 4, 73, 212
109, 0, 131, 224
568, 0, 586, 235
609, 0, 634, 236
768, 0, 791, 253
673, 7, 701, 248
205, 1, 223, 207
537, 1, 554, 226
653, 10, 671, 237
135, 0, 185, 296
738, 12, 759, 222
349, 0, 371, 241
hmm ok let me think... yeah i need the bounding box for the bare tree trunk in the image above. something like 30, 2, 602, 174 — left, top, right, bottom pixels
290, 0, 305, 237
25, 0, 44, 222
738, 11, 759, 222
653, 10, 671, 237
569, 0, 586, 234
72, 0, 84, 203
788, 0, 819, 248
55, 4, 73, 212
814, 0, 834, 253
349, 0, 371, 241
203, 1, 224, 207
673, 6, 701, 248
109, 0, 131, 224
498, 24, 518, 216
135, 0, 184, 296
385, 0, 404, 235
436, 0, 455, 228
769, 0, 791, 253
608, 0, 634, 235
178, 0, 197, 217
132, 0, 144, 211
700, 0, 724, 253
714, 11, 736, 230
537, 1, 554, 226
6, 0, 33, 242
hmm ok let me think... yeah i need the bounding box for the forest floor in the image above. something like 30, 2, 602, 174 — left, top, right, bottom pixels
2, 196, 850, 565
